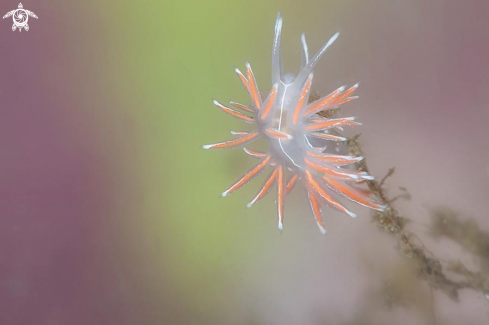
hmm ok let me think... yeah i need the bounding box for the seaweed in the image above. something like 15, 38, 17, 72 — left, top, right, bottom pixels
343, 133, 489, 300
314, 94, 489, 301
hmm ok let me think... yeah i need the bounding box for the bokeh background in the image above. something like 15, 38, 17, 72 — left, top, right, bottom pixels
1, 0, 488, 324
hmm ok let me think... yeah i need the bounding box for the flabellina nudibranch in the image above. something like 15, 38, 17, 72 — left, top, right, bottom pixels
203, 13, 385, 234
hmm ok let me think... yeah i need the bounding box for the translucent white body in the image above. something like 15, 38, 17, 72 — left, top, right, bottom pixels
204, 14, 385, 233
258, 16, 340, 172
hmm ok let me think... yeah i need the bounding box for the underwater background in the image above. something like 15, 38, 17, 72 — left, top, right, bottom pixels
1, 0, 488, 324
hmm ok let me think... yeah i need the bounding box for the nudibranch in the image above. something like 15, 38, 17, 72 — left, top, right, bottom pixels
203, 13, 385, 234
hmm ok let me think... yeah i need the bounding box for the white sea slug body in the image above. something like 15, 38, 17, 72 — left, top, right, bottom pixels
204, 14, 385, 234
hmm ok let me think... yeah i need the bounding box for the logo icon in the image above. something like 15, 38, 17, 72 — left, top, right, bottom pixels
3, 3, 37, 32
